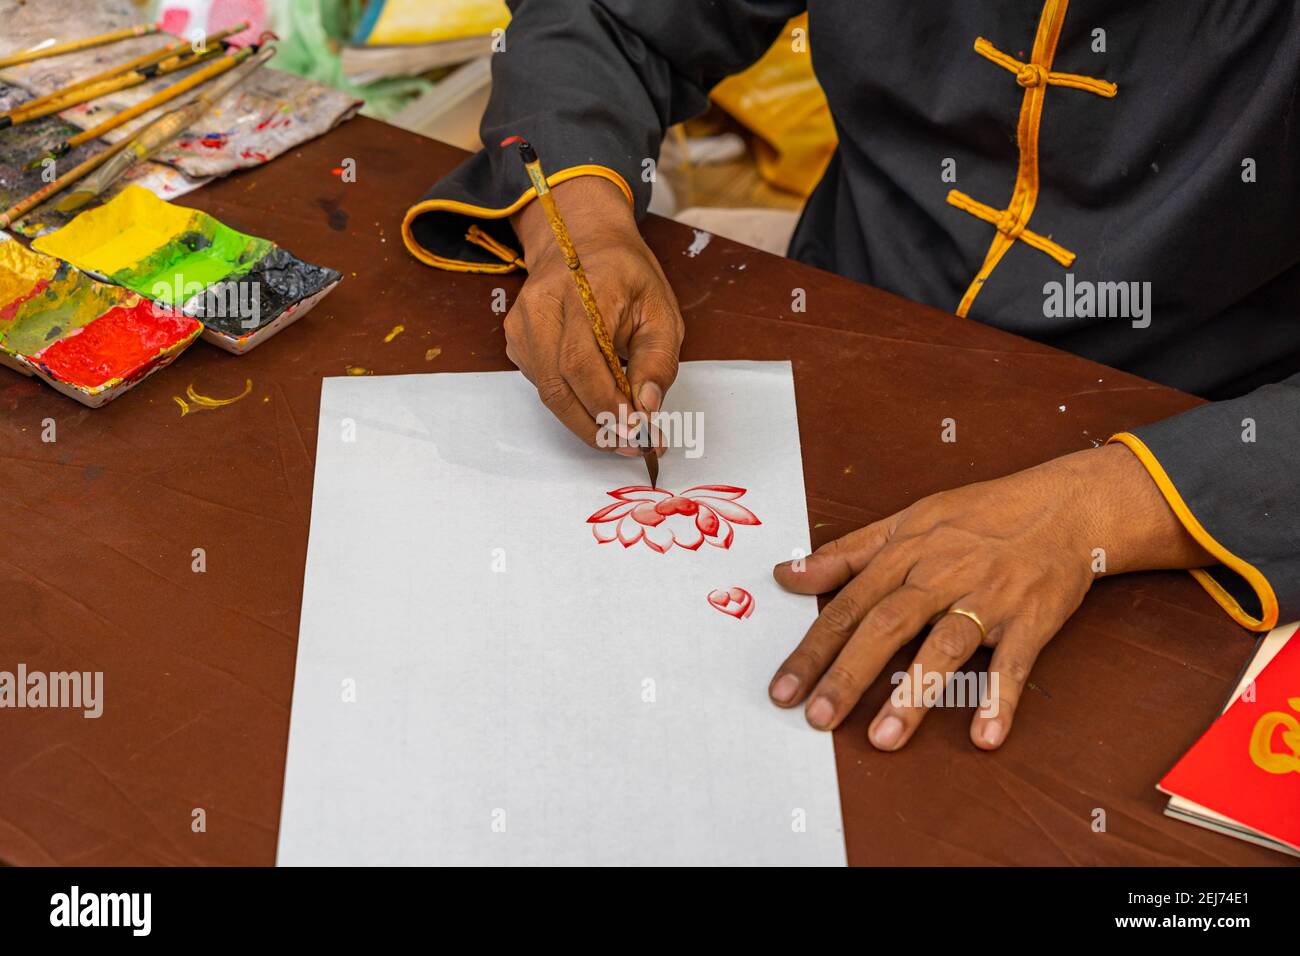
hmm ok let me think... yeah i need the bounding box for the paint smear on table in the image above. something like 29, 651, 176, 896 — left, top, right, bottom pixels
173, 378, 253, 417
32, 186, 342, 347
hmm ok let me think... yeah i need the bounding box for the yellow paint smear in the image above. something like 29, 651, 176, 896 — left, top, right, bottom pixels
173, 378, 253, 417
345, 365, 372, 376
383, 324, 405, 343
424, 347, 442, 361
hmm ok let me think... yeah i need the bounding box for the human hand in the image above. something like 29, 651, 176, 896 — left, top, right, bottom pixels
506, 175, 683, 455
769, 444, 1211, 750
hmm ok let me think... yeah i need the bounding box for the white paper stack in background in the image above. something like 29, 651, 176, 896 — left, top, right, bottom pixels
278, 361, 845, 866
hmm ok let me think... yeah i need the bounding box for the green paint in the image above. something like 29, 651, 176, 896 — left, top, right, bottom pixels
109, 221, 273, 305
1, 266, 124, 357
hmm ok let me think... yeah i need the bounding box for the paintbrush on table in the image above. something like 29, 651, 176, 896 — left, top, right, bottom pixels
0, 40, 276, 228
30, 45, 257, 169
503, 136, 660, 488
5, 22, 249, 132
56, 43, 277, 213
0, 23, 159, 71
0, 136, 132, 229
0, 24, 249, 132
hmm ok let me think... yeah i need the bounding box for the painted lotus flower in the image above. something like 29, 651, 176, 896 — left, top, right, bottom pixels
587, 485, 761, 553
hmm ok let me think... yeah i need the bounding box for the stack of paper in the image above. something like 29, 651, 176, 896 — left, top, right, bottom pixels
1160, 622, 1300, 857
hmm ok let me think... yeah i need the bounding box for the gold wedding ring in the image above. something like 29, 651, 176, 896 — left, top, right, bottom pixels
942, 607, 988, 641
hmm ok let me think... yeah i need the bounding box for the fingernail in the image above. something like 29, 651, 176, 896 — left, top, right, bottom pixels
638, 381, 662, 413
981, 719, 1003, 747
872, 715, 904, 749
771, 673, 799, 704
806, 696, 834, 729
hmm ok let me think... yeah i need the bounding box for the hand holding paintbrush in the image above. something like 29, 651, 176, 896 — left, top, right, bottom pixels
503, 138, 680, 486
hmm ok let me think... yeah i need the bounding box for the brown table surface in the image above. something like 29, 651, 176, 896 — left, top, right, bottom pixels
0, 117, 1286, 867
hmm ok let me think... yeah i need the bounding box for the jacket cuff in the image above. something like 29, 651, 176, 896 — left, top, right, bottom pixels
1107, 431, 1279, 632
402, 151, 634, 274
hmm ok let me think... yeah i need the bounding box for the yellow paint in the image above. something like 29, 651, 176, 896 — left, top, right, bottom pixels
34, 185, 202, 278
425, 347, 442, 361
1249, 698, 1300, 775
173, 378, 253, 417
384, 324, 405, 343
345, 365, 372, 376
0, 240, 59, 312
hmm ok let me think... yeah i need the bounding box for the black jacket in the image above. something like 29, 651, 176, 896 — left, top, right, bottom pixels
403, 0, 1300, 632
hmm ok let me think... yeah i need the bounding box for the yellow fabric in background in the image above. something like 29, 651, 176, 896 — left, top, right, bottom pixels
362, 0, 510, 46
710, 14, 837, 197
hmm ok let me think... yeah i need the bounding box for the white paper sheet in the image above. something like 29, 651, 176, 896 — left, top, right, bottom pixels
278, 361, 845, 866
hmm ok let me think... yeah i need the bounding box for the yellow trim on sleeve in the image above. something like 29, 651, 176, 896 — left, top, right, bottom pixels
1108, 431, 1279, 632
401, 164, 635, 274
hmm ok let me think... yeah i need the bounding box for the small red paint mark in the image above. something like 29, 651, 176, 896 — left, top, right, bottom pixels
499, 135, 524, 147
708, 587, 755, 620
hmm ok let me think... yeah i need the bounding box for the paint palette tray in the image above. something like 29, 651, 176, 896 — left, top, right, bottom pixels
32, 186, 342, 355
0, 238, 202, 408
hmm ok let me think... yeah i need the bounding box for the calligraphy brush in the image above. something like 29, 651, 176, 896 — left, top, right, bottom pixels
5, 21, 250, 134
29, 45, 256, 169
0, 23, 159, 71
56, 42, 278, 212
0, 136, 132, 229
503, 136, 659, 488
0, 34, 234, 132
0, 38, 273, 228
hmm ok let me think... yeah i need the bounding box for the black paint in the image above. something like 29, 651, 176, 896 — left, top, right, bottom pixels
189, 247, 341, 338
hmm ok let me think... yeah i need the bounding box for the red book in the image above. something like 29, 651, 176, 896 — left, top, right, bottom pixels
1158, 624, 1300, 857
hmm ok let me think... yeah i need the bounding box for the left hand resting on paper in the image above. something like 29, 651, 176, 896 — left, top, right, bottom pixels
768, 443, 1211, 751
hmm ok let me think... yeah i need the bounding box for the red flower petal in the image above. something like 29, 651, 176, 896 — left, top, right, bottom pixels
642, 522, 674, 553
609, 485, 670, 501
695, 506, 720, 536
692, 497, 761, 525
587, 501, 636, 522
617, 517, 644, 547
632, 502, 666, 526
682, 485, 746, 499
704, 521, 735, 549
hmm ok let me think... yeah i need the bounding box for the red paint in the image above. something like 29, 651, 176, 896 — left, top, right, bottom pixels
708, 587, 755, 620
499, 135, 524, 147
1, 276, 51, 324
587, 485, 761, 553
34, 300, 200, 390
240, 149, 271, 163
254, 112, 291, 132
